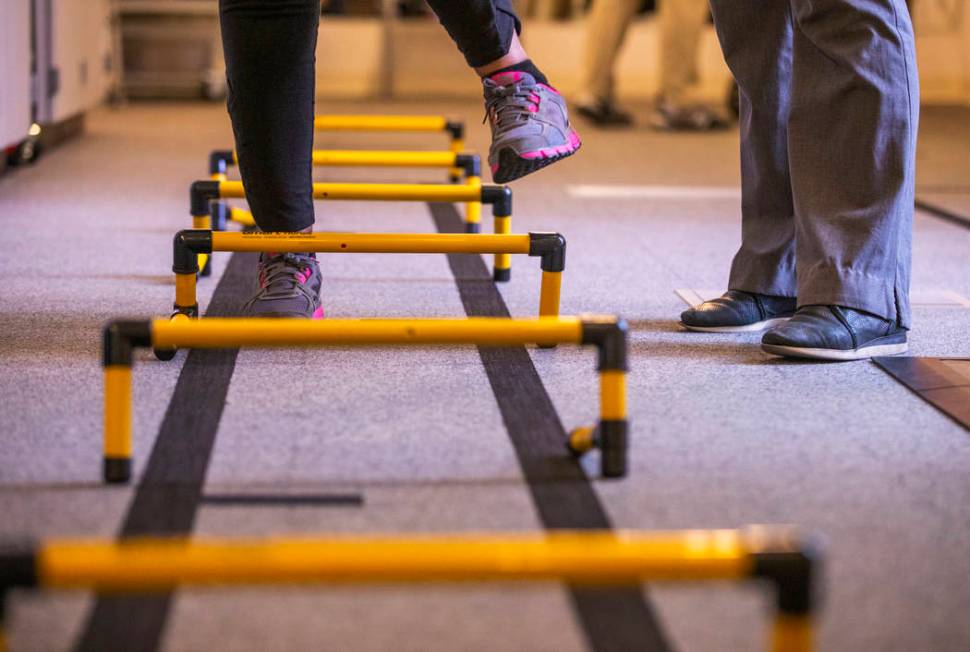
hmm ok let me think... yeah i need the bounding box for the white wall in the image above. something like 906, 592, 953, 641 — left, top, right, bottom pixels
0, 0, 32, 149
50, 0, 113, 121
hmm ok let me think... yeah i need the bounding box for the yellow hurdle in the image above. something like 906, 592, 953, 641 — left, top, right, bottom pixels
207, 149, 483, 232
101, 316, 627, 484
190, 179, 512, 282
167, 230, 563, 326
311, 114, 464, 180
0, 527, 820, 651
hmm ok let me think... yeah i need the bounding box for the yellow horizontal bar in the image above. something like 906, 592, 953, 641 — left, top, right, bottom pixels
152, 317, 584, 349
219, 181, 481, 203
312, 150, 458, 168
314, 115, 449, 132
230, 206, 255, 227
210, 232, 531, 255
39, 530, 751, 589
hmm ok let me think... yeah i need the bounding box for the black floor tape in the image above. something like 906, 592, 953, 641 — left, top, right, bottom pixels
428, 203, 672, 652
75, 252, 257, 652
915, 199, 970, 230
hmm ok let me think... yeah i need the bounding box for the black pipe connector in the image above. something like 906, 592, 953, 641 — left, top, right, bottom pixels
190, 180, 221, 217
481, 185, 512, 217
445, 120, 464, 141
102, 320, 152, 367
455, 153, 481, 178
752, 543, 821, 616
173, 229, 213, 275
581, 318, 629, 372
208, 150, 234, 176
528, 232, 566, 272
0, 541, 38, 592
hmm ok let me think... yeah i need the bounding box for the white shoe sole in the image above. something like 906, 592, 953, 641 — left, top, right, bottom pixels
681, 317, 792, 333
761, 342, 909, 361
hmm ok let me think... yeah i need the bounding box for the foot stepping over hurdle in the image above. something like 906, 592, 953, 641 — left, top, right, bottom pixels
0, 527, 822, 652
312, 114, 466, 181
189, 180, 514, 281
102, 316, 628, 483
206, 149, 484, 238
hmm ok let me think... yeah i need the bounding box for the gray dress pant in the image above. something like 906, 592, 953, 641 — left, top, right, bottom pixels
708, 0, 919, 327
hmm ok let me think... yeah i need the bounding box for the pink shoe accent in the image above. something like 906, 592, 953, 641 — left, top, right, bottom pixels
312, 306, 325, 319
538, 83, 561, 95
489, 71, 523, 85
490, 162, 500, 175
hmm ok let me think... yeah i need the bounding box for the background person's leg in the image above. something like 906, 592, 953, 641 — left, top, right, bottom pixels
219, 0, 319, 233
787, 0, 918, 328
708, 0, 797, 297
576, 0, 640, 108
658, 0, 709, 108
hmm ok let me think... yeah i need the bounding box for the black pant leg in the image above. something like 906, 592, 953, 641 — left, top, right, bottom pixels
424, 0, 521, 68
219, 0, 320, 232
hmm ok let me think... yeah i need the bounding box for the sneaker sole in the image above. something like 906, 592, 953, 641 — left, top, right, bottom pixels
681, 317, 792, 333
491, 139, 581, 184
761, 341, 909, 361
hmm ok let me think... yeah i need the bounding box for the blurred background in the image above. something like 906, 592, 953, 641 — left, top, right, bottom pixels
1, 0, 968, 171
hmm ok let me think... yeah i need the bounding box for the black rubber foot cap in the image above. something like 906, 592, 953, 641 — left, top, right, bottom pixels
154, 347, 177, 361
493, 268, 511, 283
104, 457, 132, 483
465, 222, 481, 234
537, 343, 559, 350
600, 449, 627, 478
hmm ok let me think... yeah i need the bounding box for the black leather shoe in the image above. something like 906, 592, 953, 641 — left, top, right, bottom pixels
575, 100, 633, 127
680, 290, 796, 333
761, 305, 908, 361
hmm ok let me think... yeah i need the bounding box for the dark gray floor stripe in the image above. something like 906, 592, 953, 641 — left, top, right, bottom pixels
75, 252, 256, 652
202, 493, 364, 507
916, 199, 970, 229
428, 202, 672, 652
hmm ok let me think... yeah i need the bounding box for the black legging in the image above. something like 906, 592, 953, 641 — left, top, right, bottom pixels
219, 0, 520, 232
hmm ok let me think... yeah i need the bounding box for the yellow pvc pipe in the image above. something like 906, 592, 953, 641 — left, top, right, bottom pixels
152, 317, 584, 349
465, 176, 482, 227
311, 150, 458, 168
314, 115, 449, 132
771, 615, 813, 652
209, 232, 531, 255
38, 530, 750, 589
175, 273, 197, 309
600, 371, 627, 421
219, 181, 482, 203
193, 215, 211, 271
494, 215, 512, 273
230, 207, 255, 227
539, 271, 562, 318
103, 367, 132, 459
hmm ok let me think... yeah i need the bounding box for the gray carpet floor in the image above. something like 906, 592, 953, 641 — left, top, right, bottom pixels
0, 100, 968, 652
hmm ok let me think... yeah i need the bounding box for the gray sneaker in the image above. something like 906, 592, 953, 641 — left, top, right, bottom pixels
244, 252, 323, 318
484, 71, 581, 183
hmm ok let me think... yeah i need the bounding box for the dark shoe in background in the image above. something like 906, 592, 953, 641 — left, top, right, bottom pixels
681, 290, 796, 332
761, 305, 908, 361
650, 98, 731, 132
575, 99, 633, 127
